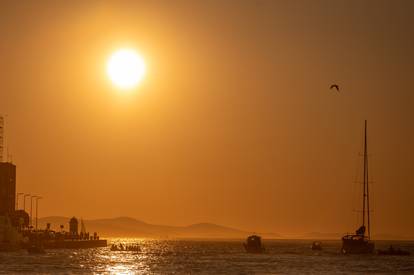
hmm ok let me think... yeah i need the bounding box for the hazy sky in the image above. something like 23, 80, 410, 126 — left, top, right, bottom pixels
1, 0, 413, 236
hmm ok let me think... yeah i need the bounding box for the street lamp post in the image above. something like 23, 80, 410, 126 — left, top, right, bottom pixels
23, 194, 31, 212
35, 197, 42, 230
30, 195, 37, 227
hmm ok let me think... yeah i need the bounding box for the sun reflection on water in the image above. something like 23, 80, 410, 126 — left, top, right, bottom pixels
96, 238, 151, 274
1, 239, 411, 274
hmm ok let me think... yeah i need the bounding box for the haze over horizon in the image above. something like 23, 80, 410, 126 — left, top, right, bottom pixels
1, 0, 414, 237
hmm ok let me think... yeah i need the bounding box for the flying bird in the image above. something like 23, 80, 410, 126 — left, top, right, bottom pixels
330, 84, 340, 92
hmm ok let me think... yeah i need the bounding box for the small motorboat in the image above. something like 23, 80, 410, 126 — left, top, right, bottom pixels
311, 241, 322, 251
377, 246, 410, 256
110, 243, 141, 252
243, 235, 265, 253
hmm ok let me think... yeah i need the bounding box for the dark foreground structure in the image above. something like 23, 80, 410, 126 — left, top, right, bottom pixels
0, 163, 16, 216
0, 162, 106, 251
23, 216, 107, 249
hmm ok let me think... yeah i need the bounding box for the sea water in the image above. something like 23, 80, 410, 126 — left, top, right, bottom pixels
1, 239, 413, 274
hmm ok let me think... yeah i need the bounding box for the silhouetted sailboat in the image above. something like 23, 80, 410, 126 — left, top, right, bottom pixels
341, 120, 375, 254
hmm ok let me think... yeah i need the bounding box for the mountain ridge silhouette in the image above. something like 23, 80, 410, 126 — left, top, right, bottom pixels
37, 217, 413, 240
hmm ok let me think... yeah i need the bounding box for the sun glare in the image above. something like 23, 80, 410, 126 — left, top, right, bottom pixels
107, 49, 146, 90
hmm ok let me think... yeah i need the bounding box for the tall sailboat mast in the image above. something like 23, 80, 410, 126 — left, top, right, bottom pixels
362, 120, 370, 239
366, 120, 371, 239
362, 121, 366, 230
341, 120, 375, 254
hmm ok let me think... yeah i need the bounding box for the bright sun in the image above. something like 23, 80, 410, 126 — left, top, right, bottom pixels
107, 49, 146, 90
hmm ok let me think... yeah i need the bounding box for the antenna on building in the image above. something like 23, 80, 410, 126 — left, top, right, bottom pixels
0, 116, 4, 162
7, 146, 12, 163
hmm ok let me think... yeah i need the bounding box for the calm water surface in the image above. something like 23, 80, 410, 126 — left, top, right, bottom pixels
1, 239, 413, 274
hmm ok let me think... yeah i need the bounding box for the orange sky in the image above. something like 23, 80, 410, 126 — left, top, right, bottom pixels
1, 0, 413, 237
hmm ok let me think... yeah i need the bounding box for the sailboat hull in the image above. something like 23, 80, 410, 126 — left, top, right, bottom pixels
341, 235, 375, 254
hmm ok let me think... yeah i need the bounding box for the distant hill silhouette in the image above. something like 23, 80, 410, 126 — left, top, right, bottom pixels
38, 216, 278, 239
37, 217, 412, 240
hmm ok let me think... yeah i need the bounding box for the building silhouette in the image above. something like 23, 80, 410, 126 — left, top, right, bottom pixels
0, 162, 16, 215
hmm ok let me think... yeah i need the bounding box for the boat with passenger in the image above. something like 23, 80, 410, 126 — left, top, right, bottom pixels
110, 243, 141, 252
243, 235, 265, 253
311, 241, 322, 250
